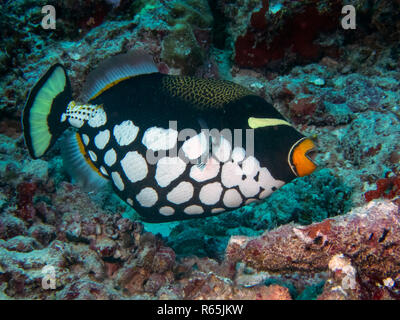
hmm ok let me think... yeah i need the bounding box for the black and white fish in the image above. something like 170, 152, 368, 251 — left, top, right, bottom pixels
23, 51, 317, 222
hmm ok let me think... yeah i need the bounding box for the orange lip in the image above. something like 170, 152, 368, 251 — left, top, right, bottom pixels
291, 138, 317, 177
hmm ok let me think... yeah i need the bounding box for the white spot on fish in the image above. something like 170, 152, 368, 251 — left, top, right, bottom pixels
211, 208, 225, 214
257, 167, 285, 198
231, 147, 245, 163
199, 182, 223, 205
142, 126, 178, 151
221, 155, 283, 200
82, 134, 90, 146
136, 187, 158, 207
88, 108, 107, 128
61, 113, 67, 122
223, 189, 242, 208
242, 156, 260, 177
213, 135, 231, 163
159, 206, 175, 216
221, 161, 242, 188
259, 189, 270, 199
245, 198, 258, 205
94, 129, 110, 150
184, 205, 204, 215
239, 177, 260, 198
100, 166, 108, 176
120, 151, 148, 183
113, 120, 139, 146
111, 171, 124, 191
104, 148, 117, 166
88, 150, 97, 162
155, 156, 186, 187
189, 157, 220, 182
68, 117, 84, 128
181, 132, 208, 160
167, 181, 193, 204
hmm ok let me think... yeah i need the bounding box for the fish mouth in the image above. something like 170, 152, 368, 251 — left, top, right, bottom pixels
305, 147, 318, 166
288, 137, 319, 177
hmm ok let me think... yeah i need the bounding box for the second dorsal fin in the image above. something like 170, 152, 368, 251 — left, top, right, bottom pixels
80, 50, 158, 102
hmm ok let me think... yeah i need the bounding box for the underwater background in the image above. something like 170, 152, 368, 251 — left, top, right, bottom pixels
0, 0, 399, 300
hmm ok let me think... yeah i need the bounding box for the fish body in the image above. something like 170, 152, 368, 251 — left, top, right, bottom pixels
23, 51, 317, 222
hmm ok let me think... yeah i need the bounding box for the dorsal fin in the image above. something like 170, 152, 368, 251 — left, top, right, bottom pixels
79, 50, 158, 102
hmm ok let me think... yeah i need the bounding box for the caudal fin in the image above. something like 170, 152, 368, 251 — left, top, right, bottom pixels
23, 64, 72, 159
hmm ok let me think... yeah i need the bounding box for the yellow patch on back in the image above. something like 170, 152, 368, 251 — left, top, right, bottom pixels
248, 117, 291, 129
162, 76, 254, 109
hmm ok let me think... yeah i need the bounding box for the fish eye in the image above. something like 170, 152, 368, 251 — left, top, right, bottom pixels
288, 138, 318, 177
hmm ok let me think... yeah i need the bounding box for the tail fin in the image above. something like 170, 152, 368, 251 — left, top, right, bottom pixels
23, 64, 72, 159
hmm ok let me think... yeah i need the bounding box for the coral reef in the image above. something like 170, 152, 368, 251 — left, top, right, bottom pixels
364, 174, 400, 203
222, 0, 400, 70
226, 200, 400, 300
0, 175, 296, 299
0, 0, 213, 118
230, 0, 343, 69
1, 174, 398, 300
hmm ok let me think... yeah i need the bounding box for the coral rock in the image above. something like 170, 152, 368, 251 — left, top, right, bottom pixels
225, 200, 400, 299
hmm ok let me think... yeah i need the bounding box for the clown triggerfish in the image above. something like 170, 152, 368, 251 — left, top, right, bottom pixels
23, 51, 317, 222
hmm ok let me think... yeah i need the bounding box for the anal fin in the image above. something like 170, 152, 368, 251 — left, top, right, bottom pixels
61, 132, 109, 192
